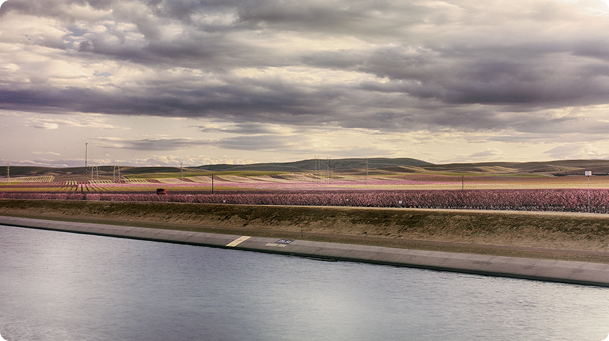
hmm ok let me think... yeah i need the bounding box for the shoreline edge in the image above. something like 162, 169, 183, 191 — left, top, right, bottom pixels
2, 215, 609, 288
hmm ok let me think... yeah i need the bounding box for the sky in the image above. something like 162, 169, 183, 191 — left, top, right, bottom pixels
3, 0, 609, 167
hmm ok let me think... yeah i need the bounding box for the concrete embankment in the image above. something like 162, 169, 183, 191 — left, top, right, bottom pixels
2, 215, 609, 287
2, 200, 609, 261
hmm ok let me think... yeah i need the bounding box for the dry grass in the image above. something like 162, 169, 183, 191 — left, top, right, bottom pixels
2, 172, 608, 192
2, 199, 609, 264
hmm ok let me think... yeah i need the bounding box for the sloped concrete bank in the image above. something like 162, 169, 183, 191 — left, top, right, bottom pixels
2, 200, 609, 259
2, 215, 609, 287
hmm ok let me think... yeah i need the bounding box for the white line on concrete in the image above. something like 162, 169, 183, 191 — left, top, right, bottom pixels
226, 236, 250, 247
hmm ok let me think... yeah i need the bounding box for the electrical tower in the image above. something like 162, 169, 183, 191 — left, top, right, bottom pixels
85, 143, 88, 174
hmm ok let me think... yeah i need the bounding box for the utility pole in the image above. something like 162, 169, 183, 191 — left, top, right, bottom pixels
316, 155, 320, 182
85, 143, 88, 174
314, 156, 317, 181
91, 165, 99, 181
6, 162, 9, 185
586, 171, 591, 213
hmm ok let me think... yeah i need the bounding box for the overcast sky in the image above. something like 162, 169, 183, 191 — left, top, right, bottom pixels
2, 0, 609, 167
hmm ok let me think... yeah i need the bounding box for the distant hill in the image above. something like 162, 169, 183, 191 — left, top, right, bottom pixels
194, 157, 433, 173
425, 160, 609, 175
194, 158, 609, 175
2, 158, 609, 179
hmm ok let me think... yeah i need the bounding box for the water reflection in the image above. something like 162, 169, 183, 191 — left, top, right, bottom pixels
0, 224, 608, 340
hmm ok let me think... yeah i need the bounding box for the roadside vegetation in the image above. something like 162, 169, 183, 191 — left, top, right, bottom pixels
2, 159, 609, 214
1, 188, 608, 214
3, 159, 609, 261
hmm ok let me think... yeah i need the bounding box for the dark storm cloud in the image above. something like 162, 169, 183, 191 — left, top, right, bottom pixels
310, 43, 609, 106
0, 80, 347, 125
95, 134, 302, 152
215, 135, 303, 151
197, 123, 288, 135
3, 0, 609, 137
96, 137, 209, 151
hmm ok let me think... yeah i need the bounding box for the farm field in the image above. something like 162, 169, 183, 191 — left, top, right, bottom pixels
4, 160, 609, 261
2, 170, 609, 214
1, 171, 609, 192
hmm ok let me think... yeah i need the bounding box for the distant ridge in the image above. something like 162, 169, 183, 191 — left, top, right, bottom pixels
194, 158, 609, 175
194, 157, 433, 172
3, 158, 609, 178
423, 159, 609, 175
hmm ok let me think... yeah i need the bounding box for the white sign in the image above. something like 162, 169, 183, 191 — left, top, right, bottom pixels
585, 171, 592, 176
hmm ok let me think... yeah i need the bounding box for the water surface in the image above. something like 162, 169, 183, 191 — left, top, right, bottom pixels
0, 224, 608, 340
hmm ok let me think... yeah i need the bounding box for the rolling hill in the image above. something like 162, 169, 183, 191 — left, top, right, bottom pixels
2, 158, 609, 180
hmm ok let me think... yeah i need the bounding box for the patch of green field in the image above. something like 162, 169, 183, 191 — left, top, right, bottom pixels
127, 170, 287, 179
102, 187, 161, 192
419, 172, 547, 177
125, 172, 200, 179
0, 187, 74, 192
162, 186, 261, 192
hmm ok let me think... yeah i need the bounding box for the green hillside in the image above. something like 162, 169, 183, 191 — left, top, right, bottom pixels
2, 158, 609, 181
194, 157, 432, 173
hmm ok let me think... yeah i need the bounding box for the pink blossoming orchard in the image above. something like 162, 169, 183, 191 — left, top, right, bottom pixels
2, 172, 609, 213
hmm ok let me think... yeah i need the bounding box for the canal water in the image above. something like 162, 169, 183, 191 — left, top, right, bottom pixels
0, 224, 608, 341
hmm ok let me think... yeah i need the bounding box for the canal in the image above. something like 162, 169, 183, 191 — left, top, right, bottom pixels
0, 224, 608, 340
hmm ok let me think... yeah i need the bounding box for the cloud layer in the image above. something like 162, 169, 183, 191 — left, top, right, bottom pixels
3, 0, 609, 166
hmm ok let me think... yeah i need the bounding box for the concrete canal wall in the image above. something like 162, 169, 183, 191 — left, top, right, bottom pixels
2, 216, 609, 288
